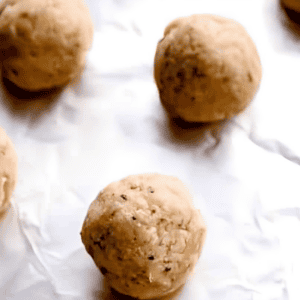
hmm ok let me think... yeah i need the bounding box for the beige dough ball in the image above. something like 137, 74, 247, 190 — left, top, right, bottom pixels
154, 14, 262, 123
0, 0, 94, 91
282, 0, 300, 12
81, 173, 207, 300
0, 127, 18, 220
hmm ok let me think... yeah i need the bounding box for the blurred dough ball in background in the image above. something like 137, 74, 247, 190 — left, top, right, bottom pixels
0, 0, 94, 91
282, 0, 300, 12
81, 173, 207, 300
0, 127, 17, 221
154, 14, 262, 123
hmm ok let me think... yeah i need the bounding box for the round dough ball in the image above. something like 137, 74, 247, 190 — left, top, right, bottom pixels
154, 14, 262, 123
282, 0, 300, 12
81, 173, 207, 300
0, 0, 94, 91
0, 127, 18, 220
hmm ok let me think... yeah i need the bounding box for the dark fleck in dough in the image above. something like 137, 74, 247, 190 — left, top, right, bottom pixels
154, 14, 262, 123
120, 194, 127, 200
81, 173, 207, 300
100, 267, 108, 275
0, 0, 94, 91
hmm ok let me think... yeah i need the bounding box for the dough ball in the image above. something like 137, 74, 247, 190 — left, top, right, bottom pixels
154, 14, 262, 123
282, 0, 300, 12
0, 0, 94, 91
81, 173, 207, 300
0, 127, 18, 220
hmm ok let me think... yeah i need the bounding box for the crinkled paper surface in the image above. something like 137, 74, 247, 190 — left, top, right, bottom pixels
1, 0, 300, 299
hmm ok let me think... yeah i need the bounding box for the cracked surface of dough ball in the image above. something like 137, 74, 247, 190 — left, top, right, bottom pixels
282, 0, 300, 11
0, 127, 18, 221
81, 173, 206, 300
154, 14, 262, 123
0, 0, 94, 91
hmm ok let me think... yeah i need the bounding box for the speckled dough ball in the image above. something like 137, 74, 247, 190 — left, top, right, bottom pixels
0, 127, 18, 221
0, 0, 94, 91
282, 0, 300, 11
81, 174, 207, 300
154, 14, 262, 123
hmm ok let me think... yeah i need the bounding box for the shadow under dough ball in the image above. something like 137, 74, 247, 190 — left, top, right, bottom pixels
81, 173, 207, 300
0, 0, 94, 91
154, 14, 262, 123
0, 127, 18, 221
282, 0, 300, 12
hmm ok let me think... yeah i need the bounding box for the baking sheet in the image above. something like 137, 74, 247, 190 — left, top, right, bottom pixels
1, 0, 300, 299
